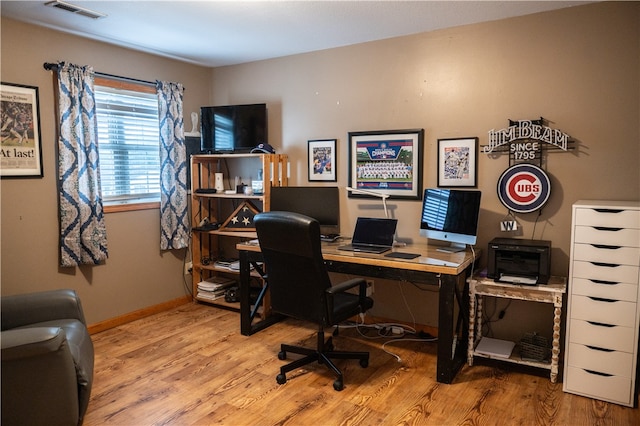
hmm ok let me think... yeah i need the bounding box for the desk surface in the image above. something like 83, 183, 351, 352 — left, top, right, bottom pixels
236, 240, 479, 276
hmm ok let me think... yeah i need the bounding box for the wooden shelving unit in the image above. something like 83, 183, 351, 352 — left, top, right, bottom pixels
190, 153, 288, 310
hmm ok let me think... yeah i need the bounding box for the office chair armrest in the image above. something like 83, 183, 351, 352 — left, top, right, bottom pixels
326, 278, 369, 324
327, 278, 368, 298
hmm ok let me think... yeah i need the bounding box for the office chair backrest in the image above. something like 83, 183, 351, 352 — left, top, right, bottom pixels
254, 211, 332, 324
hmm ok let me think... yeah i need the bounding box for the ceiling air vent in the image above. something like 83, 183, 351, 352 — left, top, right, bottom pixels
45, 1, 107, 19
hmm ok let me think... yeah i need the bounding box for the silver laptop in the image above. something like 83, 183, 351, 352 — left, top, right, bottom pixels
338, 217, 398, 254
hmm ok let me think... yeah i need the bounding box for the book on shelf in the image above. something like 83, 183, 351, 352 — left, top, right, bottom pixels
213, 259, 236, 268
197, 290, 226, 301
213, 260, 257, 271
197, 276, 236, 292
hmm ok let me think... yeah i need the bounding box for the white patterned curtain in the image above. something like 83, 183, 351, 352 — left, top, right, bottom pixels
156, 81, 189, 250
56, 62, 108, 267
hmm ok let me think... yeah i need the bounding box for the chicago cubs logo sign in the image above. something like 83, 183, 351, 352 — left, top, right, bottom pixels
497, 163, 551, 213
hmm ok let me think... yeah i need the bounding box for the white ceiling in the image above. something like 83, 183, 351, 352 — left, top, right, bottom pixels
1, 1, 591, 67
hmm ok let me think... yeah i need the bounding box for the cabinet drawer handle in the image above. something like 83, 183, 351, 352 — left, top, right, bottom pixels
592, 226, 623, 232
589, 261, 620, 268
588, 296, 616, 303
586, 345, 615, 352
593, 209, 624, 214
586, 321, 615, 328
591, 244, 621, 250
583, 369, 613, 377
589, 279, 619, 285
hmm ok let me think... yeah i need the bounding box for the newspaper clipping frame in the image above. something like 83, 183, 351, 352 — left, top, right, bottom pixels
1, 82, 43, 178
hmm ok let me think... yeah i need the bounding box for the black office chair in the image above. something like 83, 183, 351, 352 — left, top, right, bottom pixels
254, 211, 374, 391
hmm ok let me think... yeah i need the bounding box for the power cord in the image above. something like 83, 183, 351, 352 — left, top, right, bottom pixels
349, 312, 436, 363
182, 232, 193, 297
382, 336, 438, 363
398, 280, 417, 333
531, 209, 542, 239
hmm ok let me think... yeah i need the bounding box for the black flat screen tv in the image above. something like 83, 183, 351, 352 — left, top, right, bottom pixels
269, 186, 340, 236
200, 103, 267, 153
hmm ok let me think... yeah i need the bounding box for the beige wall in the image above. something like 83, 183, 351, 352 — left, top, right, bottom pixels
1, 2, 639, 336
0, 18, 211, 323
211, 2, 639, 336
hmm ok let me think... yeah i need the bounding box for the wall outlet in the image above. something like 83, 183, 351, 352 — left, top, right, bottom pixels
184, 261, 193, 275
366, 280, 374, 297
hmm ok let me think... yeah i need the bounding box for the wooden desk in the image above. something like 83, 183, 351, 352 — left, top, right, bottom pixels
237, 240, 480, 384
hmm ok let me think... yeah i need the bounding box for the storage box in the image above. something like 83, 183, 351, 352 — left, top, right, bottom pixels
520, 332, 550, 362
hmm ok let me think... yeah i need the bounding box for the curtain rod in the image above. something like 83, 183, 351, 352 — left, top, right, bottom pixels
43, 62, 167, 89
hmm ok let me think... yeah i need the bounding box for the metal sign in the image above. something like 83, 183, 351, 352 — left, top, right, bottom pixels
482, 118, 574, 215
482, 117, 574, 169
484, 119, 570, 154
497, 163, 551, 213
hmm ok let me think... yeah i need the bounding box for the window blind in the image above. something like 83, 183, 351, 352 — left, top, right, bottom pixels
95, 84, 160, 204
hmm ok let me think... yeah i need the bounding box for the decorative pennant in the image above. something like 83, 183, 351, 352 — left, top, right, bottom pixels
219, 200, 261, 232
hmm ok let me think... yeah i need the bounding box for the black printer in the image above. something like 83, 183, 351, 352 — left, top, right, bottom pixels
487, 238, 551, 285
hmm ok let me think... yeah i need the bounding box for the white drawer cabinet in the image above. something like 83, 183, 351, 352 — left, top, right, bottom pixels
568, 319, 636, 353
563, 200, 640, 407
565, 366, 633, 405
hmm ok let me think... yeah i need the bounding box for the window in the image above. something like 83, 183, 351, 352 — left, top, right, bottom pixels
94, 78, 160, 209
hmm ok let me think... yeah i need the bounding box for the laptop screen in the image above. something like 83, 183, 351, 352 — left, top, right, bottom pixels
352, 218, 397, 247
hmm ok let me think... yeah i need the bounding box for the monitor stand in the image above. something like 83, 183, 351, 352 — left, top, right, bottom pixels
436, 242, 466, 253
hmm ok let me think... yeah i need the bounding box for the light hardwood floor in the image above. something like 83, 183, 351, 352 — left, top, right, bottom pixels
84, 302, 639, 425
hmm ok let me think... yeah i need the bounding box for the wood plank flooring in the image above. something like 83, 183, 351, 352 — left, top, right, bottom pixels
84, 302, 639, 425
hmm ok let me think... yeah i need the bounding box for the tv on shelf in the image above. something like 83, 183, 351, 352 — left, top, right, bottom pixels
200, 103, 267, 153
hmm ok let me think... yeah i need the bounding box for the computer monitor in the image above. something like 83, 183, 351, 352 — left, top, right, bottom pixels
419, 188, 482, 253
269, 186, 340, 236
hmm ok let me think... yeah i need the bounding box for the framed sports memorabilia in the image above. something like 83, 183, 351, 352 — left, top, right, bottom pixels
348, 129, 423, 200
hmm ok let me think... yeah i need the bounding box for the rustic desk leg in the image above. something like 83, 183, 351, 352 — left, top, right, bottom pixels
550, 297, 562, 383
468, 281, 476, 366
239, 250, 253, 336
476, 295, 483, 347
239, 250, 285, 336
437, 274, 469, 384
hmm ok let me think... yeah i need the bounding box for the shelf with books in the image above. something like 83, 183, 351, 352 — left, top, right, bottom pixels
190, 153, 287, 312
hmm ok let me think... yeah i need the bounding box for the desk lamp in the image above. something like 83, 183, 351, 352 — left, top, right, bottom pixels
346, 186, 405, 246
346, 186, 389, 218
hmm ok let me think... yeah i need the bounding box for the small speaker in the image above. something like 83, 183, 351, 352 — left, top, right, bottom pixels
214, 173, 224, 192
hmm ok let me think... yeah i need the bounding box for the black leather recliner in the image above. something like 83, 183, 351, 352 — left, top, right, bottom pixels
254, 211, 374, 391
1, 289, 94, 425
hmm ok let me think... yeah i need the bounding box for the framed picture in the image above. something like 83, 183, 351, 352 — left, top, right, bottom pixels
1, 82, 43, 178
437, 137, 478, 188
348, 129, 423, 200
308, 139, 336, 182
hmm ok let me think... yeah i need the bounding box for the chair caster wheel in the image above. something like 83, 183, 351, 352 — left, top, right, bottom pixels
333, 380, 344, 391
278, 351, 286, 360
360, 358, 369, 368
276, 373, 287, 385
